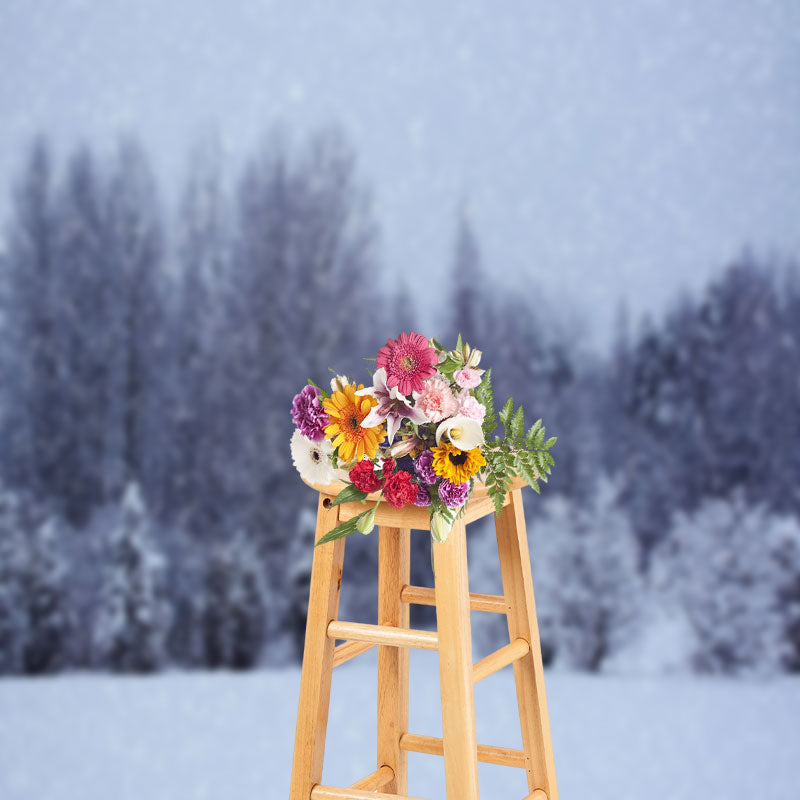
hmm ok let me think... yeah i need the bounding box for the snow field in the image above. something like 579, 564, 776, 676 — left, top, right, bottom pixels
1, 654, 798, 800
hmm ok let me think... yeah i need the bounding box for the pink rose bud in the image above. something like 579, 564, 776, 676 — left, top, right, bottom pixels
454, 367, 482, 389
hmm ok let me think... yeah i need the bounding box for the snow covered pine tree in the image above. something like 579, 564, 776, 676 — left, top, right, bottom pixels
92, 484, 170, 671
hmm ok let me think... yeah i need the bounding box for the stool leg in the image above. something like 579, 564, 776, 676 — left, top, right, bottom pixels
495, 489, 559, 800
289, 495, 346, 800
377, 526, 411, 793
433, 518, 480, 800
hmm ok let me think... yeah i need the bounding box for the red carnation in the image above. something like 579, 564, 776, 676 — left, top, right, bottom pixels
381, 458, 396, 478
349, 459, 383, 493
383, 470, 417, 509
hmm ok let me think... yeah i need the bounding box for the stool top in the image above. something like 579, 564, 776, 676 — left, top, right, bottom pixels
301, 475, 528, 530
300, 475, 527, 501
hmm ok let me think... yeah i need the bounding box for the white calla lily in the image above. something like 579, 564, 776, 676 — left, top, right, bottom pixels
435, 415, 485, 450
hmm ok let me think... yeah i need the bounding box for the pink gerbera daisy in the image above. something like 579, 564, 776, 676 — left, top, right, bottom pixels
376, 331, 438, 395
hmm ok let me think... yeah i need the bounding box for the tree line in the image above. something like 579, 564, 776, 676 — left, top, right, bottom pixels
0, 129, 798, 675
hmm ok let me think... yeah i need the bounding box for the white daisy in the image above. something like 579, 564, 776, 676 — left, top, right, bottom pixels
290, 429, 336, 485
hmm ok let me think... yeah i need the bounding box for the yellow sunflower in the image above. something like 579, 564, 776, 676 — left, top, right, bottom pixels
431, 442, 486, 484
323, 383, 384, 462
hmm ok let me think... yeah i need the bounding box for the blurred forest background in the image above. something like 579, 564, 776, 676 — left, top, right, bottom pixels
0, 130, 798, 678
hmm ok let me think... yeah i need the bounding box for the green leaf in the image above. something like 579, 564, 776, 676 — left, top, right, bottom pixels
455, 332, 463, 352
474, 369, 497, 440
519, 458, 538, 489
330, 484, 370, 506
307, 378, 329, 399
543, 436, 558, 449
488, 483, 505, 516
499, 397, 514, 426
437, 356, 462, 376
315, 513, 367, 546
510, 405, 525, 440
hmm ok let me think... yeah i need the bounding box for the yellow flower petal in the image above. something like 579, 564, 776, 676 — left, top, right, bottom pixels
323, 383, 383, 464
431, 443, 485, 483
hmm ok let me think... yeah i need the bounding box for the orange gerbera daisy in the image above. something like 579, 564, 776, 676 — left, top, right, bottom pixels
323, 383, 384, 462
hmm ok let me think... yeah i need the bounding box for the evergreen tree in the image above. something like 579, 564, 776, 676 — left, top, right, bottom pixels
202, 531, 268, 669
21, 515, 70, 673
225, 128, 380, 653
0, 488, 25, 674
51, 145, 111, 522
667, 491, 797, 674
286, 507, 318, 662
769, 509, 800, 672
619, 257, 799, 559
104, 138, 169, 513
534, 477, 643, 671
162, 527, 205, 667
165, 137, 229, 535
93, 483, 170, 671
0, 139, 61, 497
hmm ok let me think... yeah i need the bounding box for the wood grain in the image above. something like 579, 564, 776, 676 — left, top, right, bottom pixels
289, 495, 346, 800
290, 479, 558, 800
311, 786, 429, 800
332, 640, 376, 668
302, 474, 527, 502
348, 765, 394, 791
377, 526, 411, 794
433, 518, 480, 799
307, 475, 525, 530
472, 637, 530, 684
495, 488, 559, 799
399, 733, 526, 769
327, 620, 437, 651
400, 584, 507, 614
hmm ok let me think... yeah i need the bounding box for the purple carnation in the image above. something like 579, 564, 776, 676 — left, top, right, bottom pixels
413, 484, 431, 507
414, 450, 437, 485
291, 384, 329, 442
438, 479, 470, 509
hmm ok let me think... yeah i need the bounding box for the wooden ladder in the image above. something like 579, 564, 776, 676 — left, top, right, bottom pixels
288, 478, 559, 800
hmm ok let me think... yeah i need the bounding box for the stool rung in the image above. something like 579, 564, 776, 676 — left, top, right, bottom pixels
311, 786, 429, 800
327, 620, 438, 651
400, 584, 507, 614
472, 637, 530, 683
525, 792, 548, 800
349, 765, 394, 790
332, 640, 376, 668
399, 733, 526, 769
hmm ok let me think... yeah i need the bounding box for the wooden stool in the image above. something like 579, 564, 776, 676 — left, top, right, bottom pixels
289, 476, 558, 800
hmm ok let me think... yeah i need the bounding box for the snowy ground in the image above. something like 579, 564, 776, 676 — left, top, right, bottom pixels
0, 652, 797, 800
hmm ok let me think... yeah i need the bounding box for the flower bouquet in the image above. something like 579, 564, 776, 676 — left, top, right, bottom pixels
290, 331, 556, 546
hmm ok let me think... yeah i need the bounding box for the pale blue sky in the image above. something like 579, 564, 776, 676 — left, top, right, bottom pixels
1, 0, 799, 349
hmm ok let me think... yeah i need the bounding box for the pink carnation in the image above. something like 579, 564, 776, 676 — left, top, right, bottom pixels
416, 376, 458, 423
454, 368, 482, 389
457, 392, 486, 423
